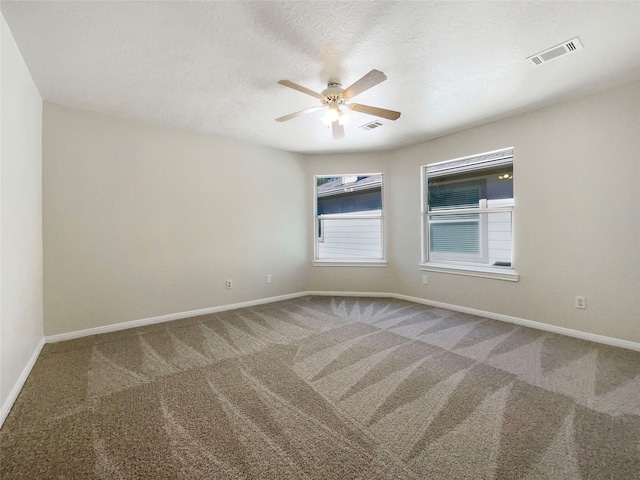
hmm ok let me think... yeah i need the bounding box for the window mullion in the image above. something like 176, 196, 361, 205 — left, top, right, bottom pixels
428, 206, 513, 216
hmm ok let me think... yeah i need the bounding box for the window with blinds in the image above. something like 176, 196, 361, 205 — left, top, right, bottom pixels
422, 148, 514, 269
429, 182, 483, 257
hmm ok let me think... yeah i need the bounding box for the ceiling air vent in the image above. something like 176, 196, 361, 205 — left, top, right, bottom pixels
360, 120, 384, 131
526, 37, 583, 67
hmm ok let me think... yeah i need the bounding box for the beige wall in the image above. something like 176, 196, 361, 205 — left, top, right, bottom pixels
0, 14, 44, 411
42, 82, 639, 345
304, 82, 639, 343
386, 81, 640, 343
304, 152, 394, 293
43, 104, 308, 335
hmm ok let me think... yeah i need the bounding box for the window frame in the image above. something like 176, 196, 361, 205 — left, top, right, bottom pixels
313, 173, 387, 267
420, 148, 518, 282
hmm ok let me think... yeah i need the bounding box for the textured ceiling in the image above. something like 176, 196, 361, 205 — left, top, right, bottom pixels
2, 1, 639, 154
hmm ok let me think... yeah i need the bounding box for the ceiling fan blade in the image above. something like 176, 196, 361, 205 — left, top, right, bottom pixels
342, 69, 387, 99
278, 80, 326, 100
275, 105, 325, 122
332, 121, 345, 140
348, 103, 401, 121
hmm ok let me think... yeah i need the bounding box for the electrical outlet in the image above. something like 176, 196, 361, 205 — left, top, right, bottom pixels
575, 296, 586, 309
226, 279, 233, 290
422, 275, 429, 285
266, 274, 272, 284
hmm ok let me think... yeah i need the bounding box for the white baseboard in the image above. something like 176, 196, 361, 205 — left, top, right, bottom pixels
46, 290, 640, 351
306, 290, 391, 298
45, 292, 309, 343
388, 293, 640, 352
294, 291, 640, 351
0, 337, 46, 428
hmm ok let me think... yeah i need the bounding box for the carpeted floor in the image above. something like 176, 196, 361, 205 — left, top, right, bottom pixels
1, 296, 639, 479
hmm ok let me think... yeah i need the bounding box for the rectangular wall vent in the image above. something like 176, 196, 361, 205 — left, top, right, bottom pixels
360, 120, 383, 130
526, 37, 583, 67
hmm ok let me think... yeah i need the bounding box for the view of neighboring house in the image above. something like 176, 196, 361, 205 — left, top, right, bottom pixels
315, 167, 514, 267
315, 175, 383, 260
427, 163, 514, 267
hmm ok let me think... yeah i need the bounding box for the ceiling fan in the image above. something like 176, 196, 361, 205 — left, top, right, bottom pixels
275, 69, 401, 140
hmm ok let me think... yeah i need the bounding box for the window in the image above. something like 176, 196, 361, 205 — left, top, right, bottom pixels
314, 174, 385, 266
421, 148, 517, 281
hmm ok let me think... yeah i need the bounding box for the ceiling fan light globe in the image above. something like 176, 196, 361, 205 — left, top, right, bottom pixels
326, 108, 339, 122
321, 116, 332, 127
338, 113, 349, 126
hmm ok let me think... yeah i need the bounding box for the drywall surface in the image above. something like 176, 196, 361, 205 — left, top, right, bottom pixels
304, 152, 394, 293
42, 81, 639, 344
0, 13, 44, 409
43, 104, 308, 335
387, 81, 640, 343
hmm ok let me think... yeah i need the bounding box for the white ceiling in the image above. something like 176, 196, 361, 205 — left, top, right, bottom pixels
2, 1, 639, 154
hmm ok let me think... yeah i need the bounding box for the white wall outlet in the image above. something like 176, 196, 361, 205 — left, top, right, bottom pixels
226, 279, 233, 289
575, 296, 586, 309
422, 275, 428, 285
266, 274, 272, 284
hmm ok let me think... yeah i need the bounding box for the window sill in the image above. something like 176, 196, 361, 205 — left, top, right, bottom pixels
313, 259, 388, 267
419, 262, 519, 282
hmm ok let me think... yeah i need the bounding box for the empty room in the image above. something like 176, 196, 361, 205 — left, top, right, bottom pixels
1, 1, 639, 479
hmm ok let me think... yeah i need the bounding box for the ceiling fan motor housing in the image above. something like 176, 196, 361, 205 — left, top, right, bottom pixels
321, 83, 346, 106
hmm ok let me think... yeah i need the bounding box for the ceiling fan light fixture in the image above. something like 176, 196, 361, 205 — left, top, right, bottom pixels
321, 104, 345, 126
277, 69, 401, 138
325, 106, 339, 123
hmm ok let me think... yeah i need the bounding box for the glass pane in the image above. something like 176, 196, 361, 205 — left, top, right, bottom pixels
430, 220, 480, 254
429, 183, 481, 211
428, 165, 513, 210
317, 175, 382, 215
487, 166, 514, 201
317, 218, 382, 259
428, 211, 513, 266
